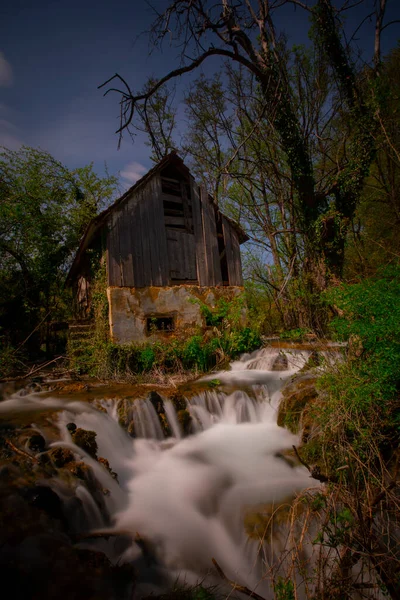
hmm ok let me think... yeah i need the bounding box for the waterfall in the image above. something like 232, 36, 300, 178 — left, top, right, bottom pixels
1, 347, 320, 598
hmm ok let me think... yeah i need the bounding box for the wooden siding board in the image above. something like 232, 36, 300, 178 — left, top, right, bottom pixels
146, 179, 161, 286
222, 216, 243, 286
153, 174, 170, 286
190, 180, 206, 285
222, 216, 234, 286
107, 212, 122, 286
129, 199, 145, 288
166, 231, 179, 279
138, 188, 153, 286
166, 230, 197, 281
118, 204, 134, 287
231, 227, 243, 285
185, 233, 197, 280
201, 186, 222, 286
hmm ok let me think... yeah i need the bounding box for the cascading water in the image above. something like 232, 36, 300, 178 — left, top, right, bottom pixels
0, 347, 320, 598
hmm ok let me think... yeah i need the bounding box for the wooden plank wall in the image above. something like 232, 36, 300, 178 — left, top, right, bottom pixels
191, 179, 208, 285
106, 170, 242, 289
107, 176, 170, 287
222, 217, 243, 286
107, 211, 122, 286
167, 230, 197, 281
200, 186, 222, 286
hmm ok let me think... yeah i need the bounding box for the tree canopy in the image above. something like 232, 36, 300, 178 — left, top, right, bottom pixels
101, 0, 394, 292
0, 146, 118, 363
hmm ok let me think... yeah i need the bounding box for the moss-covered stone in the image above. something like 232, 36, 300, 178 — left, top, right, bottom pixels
48, 447, 75, 468
27, 434, 46, 453
300, 350, 321, 372
278, 375, 318, 433
98, 456, 118, 480
271, 352, 289, 371
177, 409, 192, 435
72, 428, 98, 458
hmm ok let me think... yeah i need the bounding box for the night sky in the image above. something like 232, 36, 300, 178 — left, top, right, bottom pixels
1, 0, 399, 190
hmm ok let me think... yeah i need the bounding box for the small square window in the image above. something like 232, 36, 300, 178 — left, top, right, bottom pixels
146, 316, 175, 333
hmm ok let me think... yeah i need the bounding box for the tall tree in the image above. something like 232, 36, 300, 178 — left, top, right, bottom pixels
0, 146, 118, 358
101, 0, 391, 287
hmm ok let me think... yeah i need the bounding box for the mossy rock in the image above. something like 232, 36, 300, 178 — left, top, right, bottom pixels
177, 409, 192, 435
48, 447, 75, 468
116, 398, 133, 428
68, 460, 92, 481
300, 350, 321, 372
278, 375, 318, 434
72, 428, 98, 458
27, 434, 46, 453
170, 391, 187, 412
271, 352, 289, 371
149, 390, 165, 413
98, 457, 118, 480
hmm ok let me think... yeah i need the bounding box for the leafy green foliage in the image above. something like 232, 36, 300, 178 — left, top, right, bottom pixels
0, 146, 118, 364
325, 265, 400, 405
300, 266, 400, 475
279, 328, 311, 341
274, 577, 295, 600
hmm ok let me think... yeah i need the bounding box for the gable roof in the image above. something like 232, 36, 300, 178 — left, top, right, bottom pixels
66, 152, 248, 284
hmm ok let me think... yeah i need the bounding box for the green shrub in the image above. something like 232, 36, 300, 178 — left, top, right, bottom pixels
302, 265, 400, 473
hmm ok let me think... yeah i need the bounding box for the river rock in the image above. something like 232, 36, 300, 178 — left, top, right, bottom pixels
24, 485, 65, 522
177, 409, 192, 435
27, 433, 46, 452
278, 374, 318, 433
271, 352, 289, 371
72, 428, 98, 458
48, 447, 75, 468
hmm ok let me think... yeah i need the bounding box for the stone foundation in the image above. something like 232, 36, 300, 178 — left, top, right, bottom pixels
107, 286, 245, 344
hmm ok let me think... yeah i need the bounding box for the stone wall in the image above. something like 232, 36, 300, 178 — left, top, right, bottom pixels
107, 285, 244, 344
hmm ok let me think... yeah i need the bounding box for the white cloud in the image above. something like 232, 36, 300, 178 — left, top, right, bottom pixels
120, 161, 147, 185
0, 52, 13, 87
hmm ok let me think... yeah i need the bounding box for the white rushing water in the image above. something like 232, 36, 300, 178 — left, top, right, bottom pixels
1, 347, 320, 598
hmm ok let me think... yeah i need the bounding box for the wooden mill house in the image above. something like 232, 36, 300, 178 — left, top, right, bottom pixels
67, 153, 247, 344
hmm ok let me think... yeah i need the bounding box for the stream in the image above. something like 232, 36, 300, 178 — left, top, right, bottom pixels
0, 346, 332, 598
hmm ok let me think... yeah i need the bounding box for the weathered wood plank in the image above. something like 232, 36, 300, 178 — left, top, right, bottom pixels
129, 198, 145, 288
222, 216, 234, 286
106, 212, 122, 286
201, 186, 222, 286
231, 226, 243, 285
191, 180, 206, 285
180, 180, 192, 233
164, 216, 186, 228
138, 187, 153, 286
117, 203, 134, 287
151, 175, 170, 286
161, 193, 184, 205
146, 178, 161, 286
186, 233, 197, 280
167, 231, 180, 279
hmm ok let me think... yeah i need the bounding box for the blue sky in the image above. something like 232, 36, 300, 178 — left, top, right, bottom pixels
1, 0, 399, 191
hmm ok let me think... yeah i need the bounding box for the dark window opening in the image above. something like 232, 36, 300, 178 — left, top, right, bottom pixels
215, 209, 229, 285
161, 177, 182, 197
146, 316, 175, 333
161, 171, 193, 234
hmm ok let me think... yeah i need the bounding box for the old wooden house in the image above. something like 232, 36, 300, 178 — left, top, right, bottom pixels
67, 152, 247, 344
